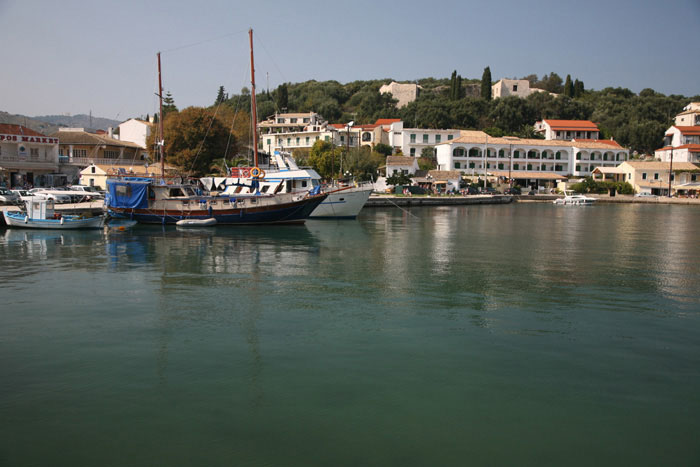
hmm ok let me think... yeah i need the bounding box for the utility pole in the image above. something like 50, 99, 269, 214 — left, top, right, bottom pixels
483, 134, 488, 190
508, 143, 513, 188
668, 146, 674, 197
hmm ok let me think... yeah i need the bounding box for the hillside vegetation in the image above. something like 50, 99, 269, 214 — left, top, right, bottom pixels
222, 74, 698, 155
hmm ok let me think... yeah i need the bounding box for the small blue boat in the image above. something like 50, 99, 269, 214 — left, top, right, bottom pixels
3, 199, 105, 229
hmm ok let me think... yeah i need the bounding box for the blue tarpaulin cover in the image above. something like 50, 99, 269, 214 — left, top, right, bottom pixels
106, 178, 150, 209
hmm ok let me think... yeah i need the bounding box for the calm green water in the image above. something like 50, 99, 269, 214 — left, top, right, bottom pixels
1, 204, 699, 466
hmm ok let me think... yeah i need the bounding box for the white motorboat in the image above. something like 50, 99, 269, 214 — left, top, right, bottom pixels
3, 199, 105, 229
553, 190, 596, 205
201, 151, 373, 219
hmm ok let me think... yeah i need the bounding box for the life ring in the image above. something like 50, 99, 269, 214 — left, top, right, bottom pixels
258, 169, 266, 179
250, 167, 262, 178
240, 168, 250, 178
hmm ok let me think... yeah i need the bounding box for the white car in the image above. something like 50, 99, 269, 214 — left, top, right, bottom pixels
634, 192, 657, 199
28, 188, 73, 204
68, 185, 104, 201
0, 187, 20, 205
10, 189, 47, 202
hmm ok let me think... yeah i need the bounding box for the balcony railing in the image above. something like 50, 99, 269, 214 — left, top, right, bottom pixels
61, 157, 148, 166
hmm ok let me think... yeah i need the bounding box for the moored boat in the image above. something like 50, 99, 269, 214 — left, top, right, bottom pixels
553, 190, 596, 205
105, 177, 327, 225
201, 151, 373, 219
3, 199, 105, 229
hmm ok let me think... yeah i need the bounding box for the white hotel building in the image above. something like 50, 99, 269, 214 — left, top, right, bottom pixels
435, 130, 628, 188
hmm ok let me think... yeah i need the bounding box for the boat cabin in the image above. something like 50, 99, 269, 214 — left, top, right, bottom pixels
25, 198, 56, 219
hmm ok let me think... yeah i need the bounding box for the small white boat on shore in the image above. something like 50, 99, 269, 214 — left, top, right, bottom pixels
3, 199, 105, 229
553, 190, 596, 205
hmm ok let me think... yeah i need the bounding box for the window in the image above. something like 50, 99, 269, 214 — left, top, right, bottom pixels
454, 162, 461, 169
287, 138, 291, 145
305, 137, 310, 144
513, 163, 519, 170
555, 151, 561, 160
73, 149, 87, 158
527, 164, 532, 170
498, 163, 504, 170
296, 137, 300, 145
513, 150, 520, 159
499, 149, 504, 157
340, 136, 344, 143
642, 172, 647, 180
266, 138, 271, 146
447, 135, 453, 140
30, 148, 39, 157
555, 165, 562, 171
453, 148, 465, 157
290, 118, 297, 123
105, 150, 119, 158
670, 174, 675, 181
303, 118, 310, 123
513, 84, 518, 92
91, 166, 96, 173
325, 136, 330, 142
435, 135, 441, 143
654, 173, 659, 180
410, 148, 416, 156
423, 134, 428, 143
576, 165, 581, 172
362, 132, 371, 142
576, 152, 581, 160
469, 162, 475, 168
410, 134, 416, 143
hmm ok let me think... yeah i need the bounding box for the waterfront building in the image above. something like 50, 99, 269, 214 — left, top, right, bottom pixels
379, 82, 421, 108
592, 161, 700, 196
387, 121, 461, 158
426, 170, 462, 193
492, 79, 547, 99
117, 118, 153, 159
386, 156, 419, 176
0, 124, 60, 188
435, 130, 628, 189
534, 120, 601, 140
674, 102, 700, 126
655, 126, 700, 163
79, 163, 173, 190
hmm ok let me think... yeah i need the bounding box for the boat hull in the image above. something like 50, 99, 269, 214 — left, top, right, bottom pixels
108, 193, 327, 225
3, 211, 105, 229
311, 186, 373, 218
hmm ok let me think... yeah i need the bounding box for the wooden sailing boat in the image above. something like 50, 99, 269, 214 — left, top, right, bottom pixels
104, 28, 328, 225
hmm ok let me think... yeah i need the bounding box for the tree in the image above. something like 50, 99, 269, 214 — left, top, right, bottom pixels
215, 86, 227, 105
307, 140, 342, 179
145, 106, 236, 176
374, 143, 393, 157
386, 172, 413, 186
162, 90, 178, 118
573, 79, 584, 98
564, 75, 574, 97
481, 67, 492, 100
276, 83, 288, 110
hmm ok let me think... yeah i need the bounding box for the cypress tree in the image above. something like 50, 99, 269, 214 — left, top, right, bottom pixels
456, 74, 463, 99
573, 79, 584, 98
564, 75, 574, 97
481, 66, 492, 100
449, 70, 457, 100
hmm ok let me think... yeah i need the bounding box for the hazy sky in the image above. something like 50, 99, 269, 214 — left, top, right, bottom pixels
1, 0, 698, 120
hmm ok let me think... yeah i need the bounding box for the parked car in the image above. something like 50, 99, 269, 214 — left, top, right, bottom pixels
480, 187, 500, 195
0, 187, 20, 205
68, 185, 104, 201
28, 188, 72, 204
503, 187, 522, 195
463, 186, 479, 195
10, 189, 47, 202
635, 192, 657, 198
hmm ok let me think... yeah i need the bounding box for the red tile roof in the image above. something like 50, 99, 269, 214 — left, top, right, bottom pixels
656, 144, 700, 152
674, 126, 700, 135
544, 120, 599, 131
0, 124, 47, 137
375, 119, 401, 126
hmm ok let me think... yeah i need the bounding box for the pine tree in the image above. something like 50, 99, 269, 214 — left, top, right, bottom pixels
481, 67, 492, 100
162, 91, 178, 118
215, 86, 226, 105
564, 75, 574, 97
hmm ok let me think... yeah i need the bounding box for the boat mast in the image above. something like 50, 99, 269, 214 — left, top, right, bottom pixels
249, 28, 259, 168
157, 52, 165, 180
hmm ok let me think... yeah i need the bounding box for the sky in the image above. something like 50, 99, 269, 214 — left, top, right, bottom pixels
1, 0, 699, 120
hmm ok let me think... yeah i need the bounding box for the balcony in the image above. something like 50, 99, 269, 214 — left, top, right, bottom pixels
61, 157, 148, 167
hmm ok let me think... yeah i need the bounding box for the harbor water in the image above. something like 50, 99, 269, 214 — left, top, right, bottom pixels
1, 204, 699, 466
